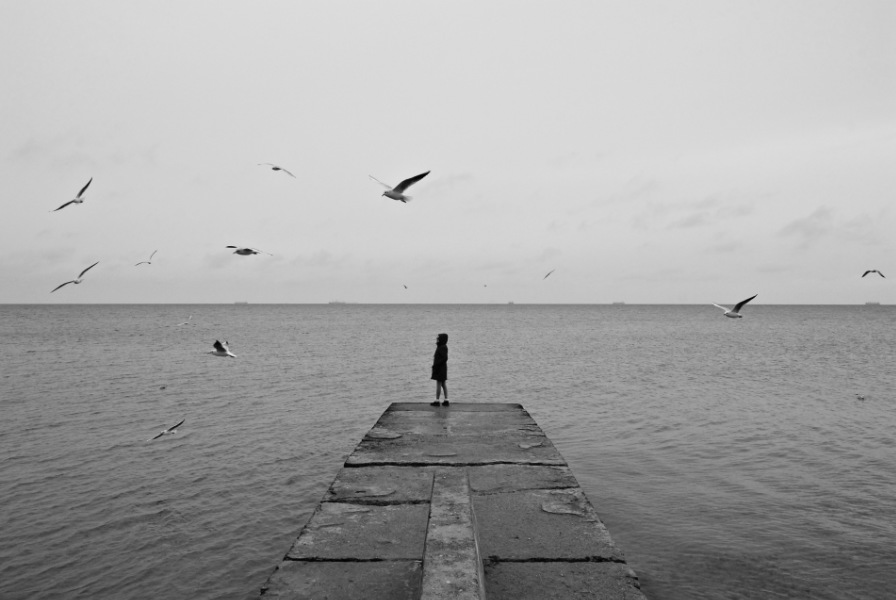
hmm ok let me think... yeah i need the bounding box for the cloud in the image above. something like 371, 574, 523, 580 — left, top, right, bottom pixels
778, 206, 833, 247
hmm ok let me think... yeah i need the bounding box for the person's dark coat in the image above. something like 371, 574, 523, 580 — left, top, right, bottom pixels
431, 343, 447, 381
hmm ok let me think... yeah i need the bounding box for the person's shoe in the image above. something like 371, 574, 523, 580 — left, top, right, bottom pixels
430, 401, 440, 406
442, 400, 450, 406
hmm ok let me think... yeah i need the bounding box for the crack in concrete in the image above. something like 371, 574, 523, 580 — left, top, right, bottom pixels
322, 499, 430, 506
485, 555, 627, 565
283, 556, 423, 563
345, 460, 563, 468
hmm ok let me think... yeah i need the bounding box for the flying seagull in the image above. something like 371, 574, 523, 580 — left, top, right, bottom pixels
135, 250, 158, 266
258, 163, 295, 178
861, 269, 885, 278
176, 315, 192, 326
226, 246, 271, 256
52, 177, 93, 211
369, 171, 430, 203
543, 269, 556, 280
713, 294, 758, 319
210, 340, 236, 358
149, 418, 185, 441
51, 261, 99, 293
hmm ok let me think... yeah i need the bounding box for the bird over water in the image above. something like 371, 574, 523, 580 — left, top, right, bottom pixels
149, 418, 185, 441
369, 171, 430, 203
50, 261, 99, 293
713, 294, 758, 318
52, 177, 92, 212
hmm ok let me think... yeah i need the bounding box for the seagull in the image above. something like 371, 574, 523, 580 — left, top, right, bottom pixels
52, 177, 92, 211
51, 261, 99, 293
713, 294, 758, 318
861, 269, 885, 278
149, 418, 185, 441
258, 163, 295, 178
369, 171, 430, 203
543, 269, 556, 280
226, 246, 271, 256
176, 315, 192, 326
210, 340, 236, 358
135, 250, 158, 266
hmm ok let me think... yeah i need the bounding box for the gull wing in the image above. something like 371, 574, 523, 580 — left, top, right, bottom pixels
50, 280, 74, 293
368, 175, 392, 190
279, 167, 296, 178
543, 269, 555, 280
879, 271, 886, 278
53, 200, 76, 212
150, 431, 165, 440
393, 171, 430, 193
148, 250, 157, 261
169, 418, 185, 431
77, 177, 93, 198
733, 294, 757, 313
78, 261, 99, 279
862, 270, 872, 277
712, 303, 730, 312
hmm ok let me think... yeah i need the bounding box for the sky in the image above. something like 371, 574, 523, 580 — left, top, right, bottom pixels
2, 0, 894, 304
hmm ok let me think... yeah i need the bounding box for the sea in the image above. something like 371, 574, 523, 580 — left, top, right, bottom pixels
1, 304, 894, 600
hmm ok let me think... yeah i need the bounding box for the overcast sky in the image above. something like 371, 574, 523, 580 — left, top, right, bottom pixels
2, 1, 893, 304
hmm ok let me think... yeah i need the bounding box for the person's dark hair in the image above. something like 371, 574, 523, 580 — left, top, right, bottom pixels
437, 333, 448, 343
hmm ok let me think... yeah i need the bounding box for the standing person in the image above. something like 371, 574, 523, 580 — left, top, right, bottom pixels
430, 333, 448, 406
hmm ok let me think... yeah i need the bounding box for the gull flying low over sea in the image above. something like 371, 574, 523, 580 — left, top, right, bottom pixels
135, 250, 158, 266
210, 340, 236, 358
713, 294, 758, 319
52, 177, 93, 212
50, 261, 99, 293
149, 418, 185, 441
226, 246, 271, 256
258, 163, 295, 178
369, 171, 430, 203
861, 269, 885, 278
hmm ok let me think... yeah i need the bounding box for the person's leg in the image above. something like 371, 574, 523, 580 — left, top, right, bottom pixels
441, 382, 448, 405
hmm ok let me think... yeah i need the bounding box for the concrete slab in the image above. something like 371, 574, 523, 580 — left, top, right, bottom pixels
421, 469, 485, 600
468, 464, 580, 494
389, 402, 523, 412
346, 435, 566, 466
484, 562, 647, 600
325, 466, 434, 504
473, 489, 625, 561
286, 502, 429, 560
260, 560, 422, 599
372, 409, 541, 438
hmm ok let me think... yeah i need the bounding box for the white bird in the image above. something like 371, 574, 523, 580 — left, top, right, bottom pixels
176, 315, 192, 326
135, 250, 158, 266
226, 246, 271, 256
51, 261, 99, 293
861, 269, 885, 278
52, 177, 92, 211
258, 163, 295, 178
713, 294, 758, 318
369, 171, 430, 203
543, 269, 556, 280
149, 418, 185, 441
210, 340, 236, 358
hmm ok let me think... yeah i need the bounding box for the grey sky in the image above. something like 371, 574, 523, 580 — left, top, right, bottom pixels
2, 1, 894, 303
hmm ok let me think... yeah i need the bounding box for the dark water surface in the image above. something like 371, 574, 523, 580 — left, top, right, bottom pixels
2, 304, 894, 599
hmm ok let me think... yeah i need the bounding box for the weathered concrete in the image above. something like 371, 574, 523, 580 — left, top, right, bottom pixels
258, 403, 646, 599
420, 469, 486, 599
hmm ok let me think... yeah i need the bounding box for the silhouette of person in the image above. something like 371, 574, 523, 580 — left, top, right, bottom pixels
430, 333, 448, 406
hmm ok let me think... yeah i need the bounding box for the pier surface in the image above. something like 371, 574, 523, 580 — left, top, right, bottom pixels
259, 403, 646, 599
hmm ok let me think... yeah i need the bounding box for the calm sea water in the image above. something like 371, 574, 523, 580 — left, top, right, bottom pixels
1, 304, 894, 600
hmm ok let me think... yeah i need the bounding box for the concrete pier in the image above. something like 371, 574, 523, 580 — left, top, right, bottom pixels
258, 403, 647, 599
